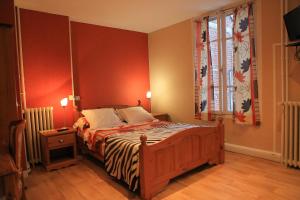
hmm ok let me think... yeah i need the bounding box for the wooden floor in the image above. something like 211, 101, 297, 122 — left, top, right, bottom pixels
25, 152, 300, 200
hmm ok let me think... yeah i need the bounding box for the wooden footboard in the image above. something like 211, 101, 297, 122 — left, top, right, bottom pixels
139, 118, 224, 200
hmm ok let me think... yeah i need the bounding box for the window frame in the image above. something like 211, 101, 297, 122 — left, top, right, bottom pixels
222, 11, 235, 114
208, 16, 222, 113
206, 10, 235, 115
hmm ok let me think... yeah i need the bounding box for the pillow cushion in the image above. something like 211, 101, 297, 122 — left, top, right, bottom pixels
73, 117, 90, 131
81, 108, 124, 129
117, 107, 155, 124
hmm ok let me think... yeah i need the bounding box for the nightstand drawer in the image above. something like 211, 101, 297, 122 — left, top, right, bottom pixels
48, 134, 74, 148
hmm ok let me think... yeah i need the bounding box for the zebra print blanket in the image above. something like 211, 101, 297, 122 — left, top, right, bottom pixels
104, 121, 199, 192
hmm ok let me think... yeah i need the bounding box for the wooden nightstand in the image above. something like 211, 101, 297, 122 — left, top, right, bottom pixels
40, 128, 77, 171
152, 113, 170, 121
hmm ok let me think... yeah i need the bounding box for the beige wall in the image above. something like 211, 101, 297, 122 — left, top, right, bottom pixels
149, 20, 196, 124
148, 0, 293, 153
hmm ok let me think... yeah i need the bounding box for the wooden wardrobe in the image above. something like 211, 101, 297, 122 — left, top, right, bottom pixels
0, 0, 22, 151
0, 0, 24, 198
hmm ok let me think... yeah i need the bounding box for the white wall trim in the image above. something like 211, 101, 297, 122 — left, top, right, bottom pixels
225, 143, 281, 162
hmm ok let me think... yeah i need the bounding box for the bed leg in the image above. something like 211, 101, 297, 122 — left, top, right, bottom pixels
141, 180, 169, 200
208, 145, 224, 165
219, 143, 225, 164
76, 136, 86, 156
218, 117, 225, 164
208, 157, 219, 165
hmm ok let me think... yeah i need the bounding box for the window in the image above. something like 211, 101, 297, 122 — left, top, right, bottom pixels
207, 12, 234, 113
195, 3, 259, 124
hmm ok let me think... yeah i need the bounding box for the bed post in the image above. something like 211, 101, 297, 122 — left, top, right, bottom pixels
218, 117, 225, 164
139, 135, 151, 200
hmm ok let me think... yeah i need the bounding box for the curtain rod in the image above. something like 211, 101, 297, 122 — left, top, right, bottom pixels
221, 0, 254, 12
194, 0, 254, 22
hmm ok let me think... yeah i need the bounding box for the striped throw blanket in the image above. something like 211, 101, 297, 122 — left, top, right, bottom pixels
104, 121, 199, 191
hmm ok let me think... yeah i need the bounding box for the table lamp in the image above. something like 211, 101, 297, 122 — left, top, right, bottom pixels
59, 97, 68, 131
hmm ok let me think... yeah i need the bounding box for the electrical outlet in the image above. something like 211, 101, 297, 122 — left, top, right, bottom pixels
68, 95, 80, 101
74, 96, 80, 101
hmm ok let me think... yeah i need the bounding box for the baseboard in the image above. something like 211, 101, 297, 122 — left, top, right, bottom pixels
225, 143, 281, 162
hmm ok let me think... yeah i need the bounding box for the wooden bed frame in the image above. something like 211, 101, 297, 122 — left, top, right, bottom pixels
76, 106, 224, 200
139, 118, 224, 200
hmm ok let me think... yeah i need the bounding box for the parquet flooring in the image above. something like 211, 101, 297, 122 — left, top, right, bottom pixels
25, 152, 300, 200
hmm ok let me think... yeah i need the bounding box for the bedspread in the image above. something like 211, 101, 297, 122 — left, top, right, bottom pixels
104, 121, 199, 191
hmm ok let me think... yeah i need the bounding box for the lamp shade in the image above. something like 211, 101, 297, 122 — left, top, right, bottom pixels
60, 97, 68, 107
146, 91, 151, 99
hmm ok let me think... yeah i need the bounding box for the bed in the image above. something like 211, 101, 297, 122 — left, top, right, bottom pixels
75, 106, 224, 200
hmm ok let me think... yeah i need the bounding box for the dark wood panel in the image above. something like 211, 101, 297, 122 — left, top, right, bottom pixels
0, 27, 19, 149
0, 0, 21, 152
0, 0, 14, 26
0, 1, 22, 198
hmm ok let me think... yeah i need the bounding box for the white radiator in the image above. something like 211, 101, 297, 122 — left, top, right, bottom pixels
24, 107, 53, 165
282, 102, 300, 168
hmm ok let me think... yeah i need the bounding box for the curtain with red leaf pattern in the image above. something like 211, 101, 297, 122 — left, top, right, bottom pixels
233, 3, 260, 125
194, 17, 215, 121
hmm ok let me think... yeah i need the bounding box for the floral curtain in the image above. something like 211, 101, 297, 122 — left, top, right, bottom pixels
194, 17, 215, 121
233, 3, 260, 125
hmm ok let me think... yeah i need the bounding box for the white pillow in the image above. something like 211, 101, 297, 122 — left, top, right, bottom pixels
81, 108, 124, 129
117, 107, 155, 124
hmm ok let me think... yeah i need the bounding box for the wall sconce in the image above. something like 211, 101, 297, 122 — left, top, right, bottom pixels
60, 97, 68, 107
146, 91, 151, 99
137, 91, 151, 107
146, 91, 151, 112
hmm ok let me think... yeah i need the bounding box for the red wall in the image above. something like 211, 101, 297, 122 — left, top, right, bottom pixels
20, 9, 73, 128
71, 22, 150, 111
20, 9, 150, 128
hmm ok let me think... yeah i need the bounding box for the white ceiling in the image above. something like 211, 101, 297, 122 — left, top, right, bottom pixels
15, 0, 240, 33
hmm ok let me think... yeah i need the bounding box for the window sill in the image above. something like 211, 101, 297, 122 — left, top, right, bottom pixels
213, 112, 234, 119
